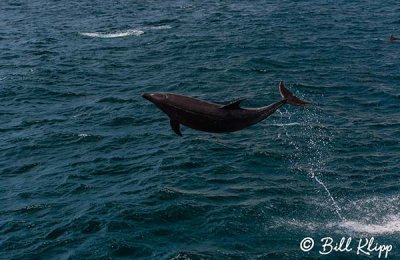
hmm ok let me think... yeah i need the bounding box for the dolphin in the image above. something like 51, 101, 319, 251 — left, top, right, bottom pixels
142, 81, 308, 136
386, 35, 400, 44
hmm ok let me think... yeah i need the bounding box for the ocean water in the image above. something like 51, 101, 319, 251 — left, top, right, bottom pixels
1, 0, 400, 259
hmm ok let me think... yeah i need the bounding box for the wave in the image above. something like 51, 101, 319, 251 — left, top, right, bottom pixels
97, 97, 134, 103
79, 29, 144, 38
79, 24, 173, 39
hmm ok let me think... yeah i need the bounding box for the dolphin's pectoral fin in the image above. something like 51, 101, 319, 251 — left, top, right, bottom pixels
221, 98, 246, 110
170, 119, 182, 136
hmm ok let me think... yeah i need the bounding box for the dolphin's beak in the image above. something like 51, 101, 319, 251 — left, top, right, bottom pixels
142, 93, 152, 101
142, 93, 165, 105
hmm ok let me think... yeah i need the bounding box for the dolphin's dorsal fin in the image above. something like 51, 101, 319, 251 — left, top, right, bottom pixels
220, 98, 245, 110
170, 119, 182, 136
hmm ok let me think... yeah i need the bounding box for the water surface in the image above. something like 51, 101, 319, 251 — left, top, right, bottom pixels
1, 0, 399, 258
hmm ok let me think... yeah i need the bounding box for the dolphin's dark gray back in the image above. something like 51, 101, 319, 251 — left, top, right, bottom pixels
143, 81, 308, 136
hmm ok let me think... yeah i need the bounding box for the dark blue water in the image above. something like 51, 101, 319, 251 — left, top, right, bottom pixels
1, 0, 400, 258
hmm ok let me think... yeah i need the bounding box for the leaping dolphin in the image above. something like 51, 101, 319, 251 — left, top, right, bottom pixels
142, 81, 309, 136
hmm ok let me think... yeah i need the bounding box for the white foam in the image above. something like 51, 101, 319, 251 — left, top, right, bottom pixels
78, 133, 89, 137
273, 122, 301, 127
277, 195, 400, 235
147, 25, 172, 30
79, 29, 144, 38
277, 215, 400, 235
282, 216, 400, 235
339, 215, 400, 234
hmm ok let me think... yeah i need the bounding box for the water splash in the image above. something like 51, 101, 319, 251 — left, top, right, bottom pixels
314, 176, 345, 221
339, 215, 400, 234
282, 195, 400, 235
278, 93, 345, 220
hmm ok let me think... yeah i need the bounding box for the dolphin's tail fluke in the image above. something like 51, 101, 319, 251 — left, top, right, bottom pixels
279, 81, 309, 106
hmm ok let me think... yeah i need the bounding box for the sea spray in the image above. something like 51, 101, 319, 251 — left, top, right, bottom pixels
277, 91, 345, 220
302, 107, 346, 221
314, 176, 345, 221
